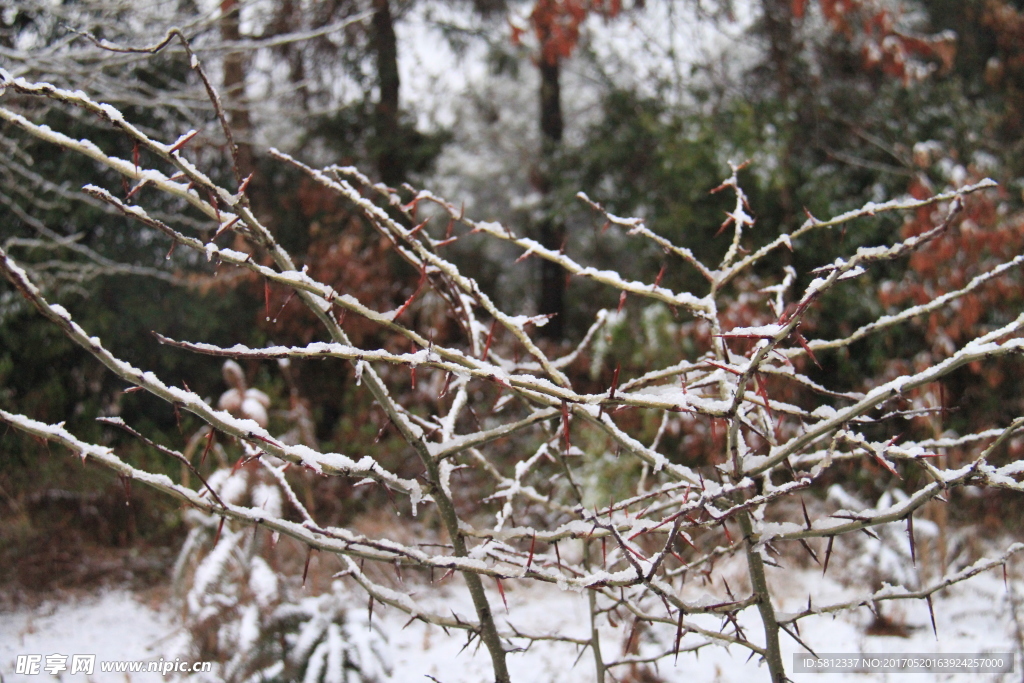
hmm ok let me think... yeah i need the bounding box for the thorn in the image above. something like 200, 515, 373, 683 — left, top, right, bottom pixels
624, 617, 641, 653
561, 402, 571, 454
200, 428, 215, 467
207, 190, 221, 224
514, 250, 534, 264
270, 288, 297, 324
925, 595, 938, 639
673, 608, 686, 663
907, 514, 916, 566
571, 641, 592, 669
799, 538, 820, 565
303, 546, 314, 586
237, 172, 253, 196
408, 217, 431, 238
794, 331, 821, 369
822, 536, 834, 577
264, 279, 272, 322
706, 360, 743, 376
653, 264, 666, 289
868, 448, 902, 479
401, 196, 421, 214
377, 480, 397, 510
714, 215, 732, 237
487, 385, 506, 414
392, 269, 426, 320
213, 215, 240, 239
119, 474, 132, 506
169, 129, 199, 153
482, 319, 498, 360
609, 363, 621, 401
495, 577, 509, 613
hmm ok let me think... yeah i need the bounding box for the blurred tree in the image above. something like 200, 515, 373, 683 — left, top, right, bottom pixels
516, 0, 626, 339
5, 0, 1024, 523
554, 0, 1020, 405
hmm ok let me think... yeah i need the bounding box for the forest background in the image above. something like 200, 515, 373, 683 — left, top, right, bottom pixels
3, 0, 1024, 680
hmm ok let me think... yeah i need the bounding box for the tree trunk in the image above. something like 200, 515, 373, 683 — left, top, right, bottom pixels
760, 0, 799, 221
372, 0, 404, 187
536, 57, 565, 340
219, 0, 255, 180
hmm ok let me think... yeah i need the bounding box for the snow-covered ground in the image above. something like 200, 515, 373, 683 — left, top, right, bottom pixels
379, 565, 1022, 683
2, 562, 1021, 682
0, 591, 176, 683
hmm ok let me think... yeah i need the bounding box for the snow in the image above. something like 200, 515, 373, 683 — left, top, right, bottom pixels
364, 565, 1024, 682
0, 591, 174, 682
3, 555, 1023, 682
248, 558, 279, 609
724, 323, 785, 337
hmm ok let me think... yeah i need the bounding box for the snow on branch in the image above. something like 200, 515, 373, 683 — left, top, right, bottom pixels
2, 75, 1023, 683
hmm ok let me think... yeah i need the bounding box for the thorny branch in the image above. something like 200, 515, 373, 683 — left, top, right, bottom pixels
1, 52, 1022, 682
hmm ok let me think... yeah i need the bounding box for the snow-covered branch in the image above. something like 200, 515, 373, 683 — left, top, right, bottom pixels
2, 65, 1022, 683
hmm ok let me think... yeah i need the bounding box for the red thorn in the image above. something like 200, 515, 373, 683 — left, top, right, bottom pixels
200, 428, 215, 468
495, 577, 509, 613
561, 402, 571, 454
303, 546, 314, 586
169, 129, 199, 153
482, 319, 499, 360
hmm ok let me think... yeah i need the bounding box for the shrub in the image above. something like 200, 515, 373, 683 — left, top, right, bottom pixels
2, 42, 1024, 682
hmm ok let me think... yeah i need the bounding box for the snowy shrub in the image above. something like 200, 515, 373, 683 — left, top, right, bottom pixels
171, 500, 391, 683
4, 43, 1024, 683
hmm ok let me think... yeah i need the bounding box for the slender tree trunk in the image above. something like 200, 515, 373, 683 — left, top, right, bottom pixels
270, 0, 310, 112
760, 0, 799, 222
220, 0, 254, 180
371, 0, 404, 187
536, 58, 565, 340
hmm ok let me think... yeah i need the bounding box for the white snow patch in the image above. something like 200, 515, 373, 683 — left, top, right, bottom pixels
0, 591, 174, 682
